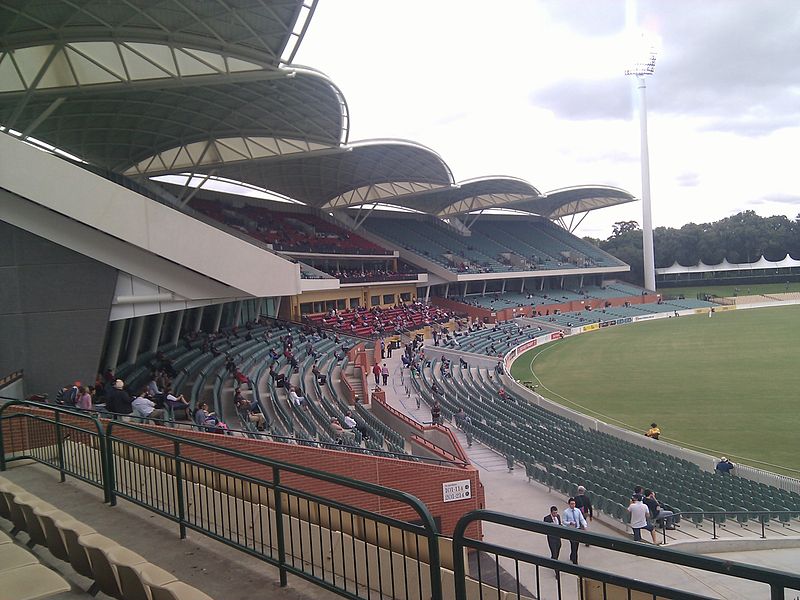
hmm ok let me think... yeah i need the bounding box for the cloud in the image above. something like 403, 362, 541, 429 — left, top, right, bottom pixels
530, 79, 632, 120
676, 172, 700, 187
760, 193, 800, 205
542, 0, 800, 136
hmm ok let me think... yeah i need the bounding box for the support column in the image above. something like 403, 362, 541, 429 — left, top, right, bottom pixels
105, 319, 126, 370
149, 313, 165, 353
501, 280, 507, 294
520, 279, 525, 293
212, 303, 224, 333
233, 301, 243, 326
171, 310, 185, 345
482, 281, 487, 296
424, 286, 430, 303
125, 316, 145, 365
193, 307, 204, 333
255, 298, 264, 318
444, 283, 449, 298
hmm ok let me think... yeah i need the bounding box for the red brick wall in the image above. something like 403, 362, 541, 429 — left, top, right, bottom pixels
3, 406, 484, 537
114, 424, 485, 537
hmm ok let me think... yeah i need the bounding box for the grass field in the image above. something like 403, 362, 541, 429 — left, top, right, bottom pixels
510, 305, 800, 476
660, 281, 800, 299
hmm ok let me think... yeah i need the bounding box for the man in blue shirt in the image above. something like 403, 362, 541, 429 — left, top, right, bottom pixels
562, 497, 588, 564
716, 457, 735, 474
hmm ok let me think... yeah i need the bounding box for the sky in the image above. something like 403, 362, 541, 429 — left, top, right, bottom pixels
293, 0, 800, 239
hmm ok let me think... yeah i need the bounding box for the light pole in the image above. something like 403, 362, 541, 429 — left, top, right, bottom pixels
626, 41, 657, 291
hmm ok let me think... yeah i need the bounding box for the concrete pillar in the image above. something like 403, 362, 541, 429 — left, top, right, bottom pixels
193, 307, 204, 333
501, 280, 506, 294
212, 303, 223, 333
233, 301, 243, 326
255, 298, 264, 319
125, 316, 145, 364
149, 313, 165, 353
482, 281, 487, 296
105, 319, 126, 370
521, 279, 525, 293
170, 310, 185, 345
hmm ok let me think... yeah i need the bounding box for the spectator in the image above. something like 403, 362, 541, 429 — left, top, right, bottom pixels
342, 410, 367, 440
643, 489, 676, 529
562, 497, 588, 564
372, 362, 381, 385
76, 386, 93, 411
454, 407, 467, 429
543, 505, 563, 563
716, 456, 735, 475
574, 485, 594, 532
105, 379, 133, 415
132, 390, 167, 422
381, 363, 389, 386
288, 386, 307, 408
431, 401, 442, 425
645, 423, 661, 440
330, 417, 356, 445
628, 494, 658, 544
163, 386, 190, 415
195, 402, 227, 433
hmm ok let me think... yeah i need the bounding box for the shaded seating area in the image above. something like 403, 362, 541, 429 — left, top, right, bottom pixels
192, 200, 388, 255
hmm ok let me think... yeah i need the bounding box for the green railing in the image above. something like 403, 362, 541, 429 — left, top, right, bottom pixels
1, 401, 442, 600
3, 401, 800, 600
452, 510, 800, 600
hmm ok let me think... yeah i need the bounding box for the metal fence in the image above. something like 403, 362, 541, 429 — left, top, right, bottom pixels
452, 510, 800, 600
3, 401, 800, 600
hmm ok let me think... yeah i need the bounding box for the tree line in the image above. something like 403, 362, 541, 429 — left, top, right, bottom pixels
586, 211, 800, 286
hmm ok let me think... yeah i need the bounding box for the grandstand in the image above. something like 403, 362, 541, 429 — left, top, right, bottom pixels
2, 2, 800, 600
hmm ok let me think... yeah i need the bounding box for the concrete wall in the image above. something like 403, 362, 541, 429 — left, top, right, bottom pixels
0, 221, 117, 397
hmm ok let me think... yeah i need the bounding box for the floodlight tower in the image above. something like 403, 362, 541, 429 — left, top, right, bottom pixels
626, 41, 657, 291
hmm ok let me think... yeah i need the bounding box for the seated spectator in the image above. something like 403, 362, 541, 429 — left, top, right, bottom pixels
132, 390, 167, 422
288, 386, 307, 408
162, 386, 190, 413
194, 402, 227, 433
715, 457, 735, 475
342, 410, 367, 440
329, 417, 356, 445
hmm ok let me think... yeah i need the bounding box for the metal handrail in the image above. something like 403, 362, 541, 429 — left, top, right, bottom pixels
667, 510, 800, 542
0, 401, 442, 600
453, 509, 800, 600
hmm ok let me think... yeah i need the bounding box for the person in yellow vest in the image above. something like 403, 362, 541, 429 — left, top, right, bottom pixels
645, 423, 661, 440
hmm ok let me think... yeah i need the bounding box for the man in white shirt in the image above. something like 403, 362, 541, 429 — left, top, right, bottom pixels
628, 494, 658, 544
562, 497, 588, 564
131, 392, 167, 422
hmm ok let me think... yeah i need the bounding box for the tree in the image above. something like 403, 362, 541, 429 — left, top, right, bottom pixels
611, 220, 640, 238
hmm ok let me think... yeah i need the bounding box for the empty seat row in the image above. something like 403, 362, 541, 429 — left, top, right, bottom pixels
0, 475, 212, 600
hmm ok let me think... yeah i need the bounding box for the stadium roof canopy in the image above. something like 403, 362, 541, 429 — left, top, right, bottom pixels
184, 139, 456, 209
0, 1, 347, 172
398, 176, 544, 217
521, 185, 637, 219
0, 1, 637, 222
0, 0, 315, 65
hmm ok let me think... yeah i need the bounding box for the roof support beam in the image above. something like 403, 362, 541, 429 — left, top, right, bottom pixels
21, 96, 66, 139
4, 44, 61, 129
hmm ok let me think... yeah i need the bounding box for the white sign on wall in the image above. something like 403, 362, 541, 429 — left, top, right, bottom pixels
442, 479, 472, 503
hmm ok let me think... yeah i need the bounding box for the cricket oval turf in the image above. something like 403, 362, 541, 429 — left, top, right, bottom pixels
510, 305, 800, 476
